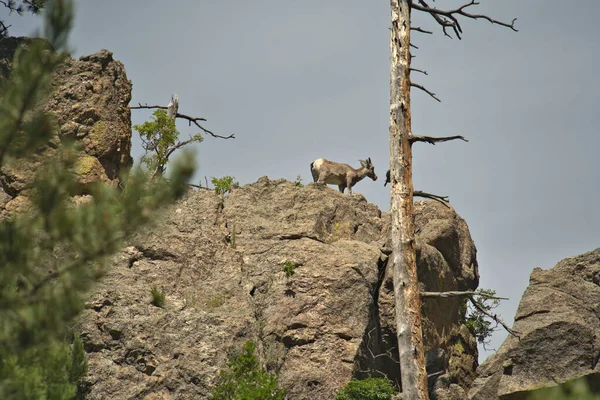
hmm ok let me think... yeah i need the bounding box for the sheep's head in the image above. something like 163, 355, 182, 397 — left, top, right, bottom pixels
360, 158, 378, 181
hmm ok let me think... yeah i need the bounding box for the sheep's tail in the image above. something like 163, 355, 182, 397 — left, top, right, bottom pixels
310, 161, 317, 182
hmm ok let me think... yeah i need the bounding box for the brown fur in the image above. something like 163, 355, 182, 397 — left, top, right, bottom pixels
310, 157, 377, 194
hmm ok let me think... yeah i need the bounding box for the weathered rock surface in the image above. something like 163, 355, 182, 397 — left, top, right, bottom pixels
469, 248, 600, 399
77, 178, 480, 399
0, 38, 132, 216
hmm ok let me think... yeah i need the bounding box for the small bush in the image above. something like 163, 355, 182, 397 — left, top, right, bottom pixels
282, 261, 296, 279
295, 175, 304, 187
212, 176, 238, 195
211, 341, 285, 400
460, 288, 499, 345
150, 286, 165, 308
335, 377, 397, 400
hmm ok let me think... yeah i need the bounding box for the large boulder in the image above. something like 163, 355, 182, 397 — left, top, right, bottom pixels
76, 178, 480, 400
0, 38, 132, 216
469, 248, 600, 399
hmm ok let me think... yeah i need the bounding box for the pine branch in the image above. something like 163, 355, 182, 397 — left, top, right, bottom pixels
23, 236, 124, 304
130, 103, 235, 139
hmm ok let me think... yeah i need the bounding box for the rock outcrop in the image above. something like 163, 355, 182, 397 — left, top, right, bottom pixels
469, 248, 600, 399
76, 178, 480, 400
0, 38, 132, 216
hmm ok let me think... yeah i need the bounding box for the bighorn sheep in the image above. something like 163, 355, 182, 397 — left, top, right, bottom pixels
310, 158, 378, 194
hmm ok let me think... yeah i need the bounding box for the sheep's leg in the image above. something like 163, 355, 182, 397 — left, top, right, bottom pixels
311, 169, 319, 183
346, 179, 353, 195
338, 185, 345, 193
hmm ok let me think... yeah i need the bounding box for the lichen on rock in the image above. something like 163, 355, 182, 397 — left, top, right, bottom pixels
0, 38, 132, 216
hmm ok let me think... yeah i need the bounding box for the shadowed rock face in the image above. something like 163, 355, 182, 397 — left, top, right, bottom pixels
0, 38, 132, 216
469, 248, 600, 400
76, 178, 479, 400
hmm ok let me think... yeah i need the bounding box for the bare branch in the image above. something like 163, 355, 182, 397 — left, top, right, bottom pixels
421, 291, 508, 300
421, 290, 519, 339
411, 26, 433, 35
410, 0, 518, 40
470, 297, 521, 338
410, 134, 468, 145
130, 103, 235, 139
410, 67, 428, 75
410, 42, 419, 49
164, 136, 199, 160
411, 82, 441, 102
414, 190, 450, 204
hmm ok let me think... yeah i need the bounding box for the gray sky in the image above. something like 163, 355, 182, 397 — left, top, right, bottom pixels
6, 0, 600, 361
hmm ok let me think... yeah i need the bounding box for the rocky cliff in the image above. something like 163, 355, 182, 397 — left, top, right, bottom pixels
469, 248, 600, 399
0, 38, 132, 216
1, 38, 483, 399
76, 179, 480, 400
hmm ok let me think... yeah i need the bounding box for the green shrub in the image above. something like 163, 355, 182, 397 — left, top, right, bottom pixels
212, 176, 238, 195
282, 261, 296, 278
295, 175, 304, 187
0, 333, 89, 400
134, 109, 203, 177
150, 286, 165, 308
335, 377, 397, 400
211, 341, 285, 400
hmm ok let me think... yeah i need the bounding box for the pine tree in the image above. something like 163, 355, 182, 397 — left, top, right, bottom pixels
0, 0, 47, 37
0, 1, 195, 398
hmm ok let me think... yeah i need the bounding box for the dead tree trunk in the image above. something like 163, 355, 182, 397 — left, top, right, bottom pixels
389, 0, 428, 399
387, 0, 517, 398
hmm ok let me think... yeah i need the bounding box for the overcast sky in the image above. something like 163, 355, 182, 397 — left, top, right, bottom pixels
5, 0, 600, 361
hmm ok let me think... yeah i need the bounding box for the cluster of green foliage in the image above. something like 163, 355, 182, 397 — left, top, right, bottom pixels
133, 109, 203, 177
212, 175, 238, 195
150, 285, 165, 308
1, 0, 46, 37
0, 1, 195, 398
282, 261, 296, 279
211, 341, 285, 400
459, 288, 500, 345
295, 175, 304, 187
1, 333, 87, 400
335, 377, 397, 400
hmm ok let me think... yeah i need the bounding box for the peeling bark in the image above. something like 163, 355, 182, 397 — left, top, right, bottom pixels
389, 0, 428, 399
